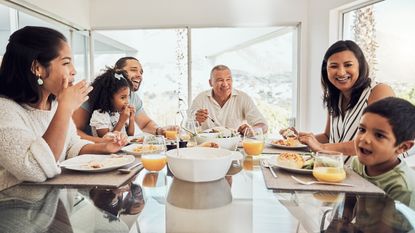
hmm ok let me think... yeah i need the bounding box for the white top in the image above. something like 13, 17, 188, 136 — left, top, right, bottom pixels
89, 110, 128, 136
329, 81, 377, 143
0, 97, 91, 191
189, 89, 267, 130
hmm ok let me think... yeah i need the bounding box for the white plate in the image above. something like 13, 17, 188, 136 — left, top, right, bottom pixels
60, 154, 135, 172
267, 140, 308, 149
122, 144, 144, 156
267, 156, 313, 174
122, 144, 163, 156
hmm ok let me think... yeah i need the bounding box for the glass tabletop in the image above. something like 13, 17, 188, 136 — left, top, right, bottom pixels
1, 154, 414, 233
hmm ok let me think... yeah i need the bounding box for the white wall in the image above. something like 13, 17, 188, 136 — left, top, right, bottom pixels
305, 0, 358, 132
11, 0, 90, 29
89, 0, 307, 29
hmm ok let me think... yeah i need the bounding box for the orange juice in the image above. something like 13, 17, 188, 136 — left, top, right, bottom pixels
142, 173, 159, 187
141, 154, 167, 171
165, 130, 178, 140
243, 140, 264, 156
313, 167, 346, 183
243, 158, 253, 171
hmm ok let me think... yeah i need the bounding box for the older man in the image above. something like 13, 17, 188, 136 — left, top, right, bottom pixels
73, 57, 165, 142
189, 65, 268, 134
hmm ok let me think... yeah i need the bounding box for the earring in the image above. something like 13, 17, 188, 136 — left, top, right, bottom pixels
37, 75, 43, 86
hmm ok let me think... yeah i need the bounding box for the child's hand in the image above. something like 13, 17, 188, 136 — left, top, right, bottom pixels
119, 106, 131, 123
128, 105, 136, 119
57, 79, 92, 113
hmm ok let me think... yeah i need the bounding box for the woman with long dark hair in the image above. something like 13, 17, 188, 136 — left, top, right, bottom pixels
0, 26, 127, 191
297, 40, 394, 155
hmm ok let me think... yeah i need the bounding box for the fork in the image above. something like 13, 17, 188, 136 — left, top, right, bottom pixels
261, 160, 278, 178
118, 162, 143, 174
291, 175, 354, 187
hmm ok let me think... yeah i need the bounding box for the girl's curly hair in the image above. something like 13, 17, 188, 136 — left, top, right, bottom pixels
88, 67, 132, 113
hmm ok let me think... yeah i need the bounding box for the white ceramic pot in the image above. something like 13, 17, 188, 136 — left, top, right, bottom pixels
166, 147, 238, 182
195, 134, 240, 151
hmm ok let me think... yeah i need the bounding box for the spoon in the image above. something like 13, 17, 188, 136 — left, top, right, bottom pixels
118, 162, 143, 174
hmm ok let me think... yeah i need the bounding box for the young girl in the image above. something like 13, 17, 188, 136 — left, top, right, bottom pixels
89, 68, 135, 137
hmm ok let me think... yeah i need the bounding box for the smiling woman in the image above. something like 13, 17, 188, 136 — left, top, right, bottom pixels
293, 40, 395, 155
0, 26, 128, 191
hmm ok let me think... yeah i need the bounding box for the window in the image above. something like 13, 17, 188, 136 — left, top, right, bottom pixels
342, 0, 415, 104
0, 5, 12, 60
94, 26, 299, 132
93, 29, 188, 126
0, 3, 91, 82
71, 31, 89, 83
191, 27, 298, 134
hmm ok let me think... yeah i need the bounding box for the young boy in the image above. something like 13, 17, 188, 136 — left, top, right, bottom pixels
352, 97, 415, 206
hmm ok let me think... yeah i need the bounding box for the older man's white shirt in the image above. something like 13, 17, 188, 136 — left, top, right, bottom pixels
189, 89, 267, 130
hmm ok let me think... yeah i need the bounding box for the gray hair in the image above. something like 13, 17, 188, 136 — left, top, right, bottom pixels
210, 65, 231, 79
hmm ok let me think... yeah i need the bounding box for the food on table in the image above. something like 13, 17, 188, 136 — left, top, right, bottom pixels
276, 152, 305, 169
272, 138, 300, 147
130, 136, 144, 143
84, 155, 131, 169
301, 157, 314, 169
133, 145, 161, 153
88, 161, 103, 168
280, 128, 297, 138
199, 141, 219, 148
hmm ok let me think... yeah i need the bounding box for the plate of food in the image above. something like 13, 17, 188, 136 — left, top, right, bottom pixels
59, 154, 135, 172
128, 135, 144, 144
268, 152, 314, 174
122, 144, 162, 156
268, 138, 308, 149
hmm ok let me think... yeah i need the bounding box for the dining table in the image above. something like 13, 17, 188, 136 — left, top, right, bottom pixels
1, 144, 414, 233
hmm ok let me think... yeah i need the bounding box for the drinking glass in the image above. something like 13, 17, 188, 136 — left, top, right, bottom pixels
165, 129, 178, 140
141, 135, 167, 172
180, 119, 200, 147
313, 151, 346, 183
242, 127, 264, 156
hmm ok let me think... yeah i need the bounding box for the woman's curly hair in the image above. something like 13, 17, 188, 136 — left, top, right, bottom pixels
88, 67, 132, 113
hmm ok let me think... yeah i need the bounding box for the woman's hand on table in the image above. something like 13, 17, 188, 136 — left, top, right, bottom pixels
298, 132, 324, 152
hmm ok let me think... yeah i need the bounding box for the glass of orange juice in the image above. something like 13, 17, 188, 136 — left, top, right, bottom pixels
242, 127, 264, 156
141, 136, 167, 172
313, 151, 346, 183
165, 129, 178, 140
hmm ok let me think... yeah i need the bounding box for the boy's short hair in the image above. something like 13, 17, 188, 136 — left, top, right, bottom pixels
363, 97, 415, 145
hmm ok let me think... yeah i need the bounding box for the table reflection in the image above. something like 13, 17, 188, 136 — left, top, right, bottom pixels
1, 148, 415, 233
325, 194, 415, 233
89, 181, 145, 220
0, 186, 73, 233
166, 177, 252, 233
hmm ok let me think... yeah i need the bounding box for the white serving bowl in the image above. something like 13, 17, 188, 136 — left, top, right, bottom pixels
166, 147, 236, 182
195, 134, 240, 151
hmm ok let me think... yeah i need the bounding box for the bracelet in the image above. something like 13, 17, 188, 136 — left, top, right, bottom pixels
155, 127, 161, 135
